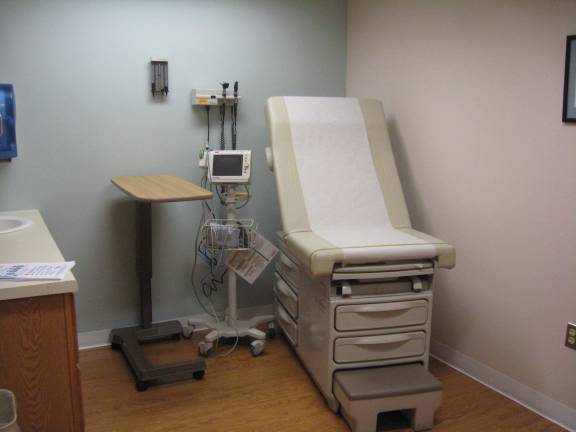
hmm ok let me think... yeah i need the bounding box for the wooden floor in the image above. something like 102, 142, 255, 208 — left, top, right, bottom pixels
80, 335, 566, 432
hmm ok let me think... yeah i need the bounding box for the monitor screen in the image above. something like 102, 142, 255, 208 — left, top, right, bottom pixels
212, 154, 244, 176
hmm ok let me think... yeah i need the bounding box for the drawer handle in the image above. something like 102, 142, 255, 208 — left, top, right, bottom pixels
275, 278, 295, 300
339, 333, 423, 346
342, 302, 417, 314
280, 254, 296, 269
278, 307, 292, 325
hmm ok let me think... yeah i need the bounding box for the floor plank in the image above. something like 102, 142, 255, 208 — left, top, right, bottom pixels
80, 336, 566, 432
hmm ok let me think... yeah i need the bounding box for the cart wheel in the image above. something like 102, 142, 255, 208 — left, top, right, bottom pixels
111, 342, 121, 351
198, 341, 213, 357
193, 370, 205, 380
182, 326, 194, 339
136, 380, 150, 392
267, 321, 276, 339
250, 340, 265, 356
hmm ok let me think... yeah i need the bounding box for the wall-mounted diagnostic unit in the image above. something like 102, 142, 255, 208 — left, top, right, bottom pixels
208, 150, 251, 184
0, 84, 17, 161
191, 88, 241, 106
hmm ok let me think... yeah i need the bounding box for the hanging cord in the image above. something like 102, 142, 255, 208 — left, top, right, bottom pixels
231, 81, 238, 150
190, 202, 219, 318
219, 104, 225, 150
219, 82, 229, 150
235, 184, 251, 210
206, 105, 210, 147
190, 174, 221, 317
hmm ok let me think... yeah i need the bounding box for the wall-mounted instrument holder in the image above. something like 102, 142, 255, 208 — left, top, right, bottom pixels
150, 59, 168, 97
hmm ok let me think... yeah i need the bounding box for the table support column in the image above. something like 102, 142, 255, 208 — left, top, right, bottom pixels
136, 202, 152, 328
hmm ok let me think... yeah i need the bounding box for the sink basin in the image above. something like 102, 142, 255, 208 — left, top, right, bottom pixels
0, 216, 33, 234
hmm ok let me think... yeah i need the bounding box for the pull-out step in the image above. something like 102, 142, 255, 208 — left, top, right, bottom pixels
334, 364, 442, 432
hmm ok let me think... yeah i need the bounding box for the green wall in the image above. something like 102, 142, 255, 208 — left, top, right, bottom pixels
0, 0, 347, 331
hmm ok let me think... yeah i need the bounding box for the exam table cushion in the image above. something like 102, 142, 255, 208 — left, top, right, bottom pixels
266, 96, 455, 276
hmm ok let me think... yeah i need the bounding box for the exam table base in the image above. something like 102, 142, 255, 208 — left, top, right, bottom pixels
110, 321, 206, 391
189, 314, 274, 356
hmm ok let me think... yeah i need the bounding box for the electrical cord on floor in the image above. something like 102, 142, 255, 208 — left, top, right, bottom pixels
218, 320, 240, 358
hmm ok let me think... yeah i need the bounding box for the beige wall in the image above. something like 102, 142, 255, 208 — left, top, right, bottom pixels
347, 0, 576, 413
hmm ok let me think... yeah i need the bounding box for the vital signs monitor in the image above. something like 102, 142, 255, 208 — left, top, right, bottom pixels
208, 150, 251, 184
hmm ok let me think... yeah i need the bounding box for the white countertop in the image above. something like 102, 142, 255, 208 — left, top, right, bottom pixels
0, 209, 78, 301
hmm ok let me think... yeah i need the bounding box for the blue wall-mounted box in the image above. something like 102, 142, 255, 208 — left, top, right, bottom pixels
0, 84, 17, 161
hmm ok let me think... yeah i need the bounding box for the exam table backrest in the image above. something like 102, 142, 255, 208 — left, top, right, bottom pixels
266, 97, 411, 236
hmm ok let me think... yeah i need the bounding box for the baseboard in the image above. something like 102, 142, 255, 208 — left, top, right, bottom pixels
431, 340, 576, 432
77, 303, 275, 351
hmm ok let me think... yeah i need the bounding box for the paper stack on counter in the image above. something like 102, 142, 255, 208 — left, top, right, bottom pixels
0, 261, 76, 281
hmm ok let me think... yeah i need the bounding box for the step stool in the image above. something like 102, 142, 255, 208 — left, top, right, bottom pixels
334, 363, 442, 432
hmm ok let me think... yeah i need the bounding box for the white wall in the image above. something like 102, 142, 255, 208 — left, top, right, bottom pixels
347, 0, 576, 424
0, 0, 347, 331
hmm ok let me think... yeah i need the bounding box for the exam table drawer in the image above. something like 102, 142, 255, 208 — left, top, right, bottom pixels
334, 331, 426, 364
275, 252, 301, 293
274, 273, 298, 320
335, 300, 428, 332
276, 302, 297, 347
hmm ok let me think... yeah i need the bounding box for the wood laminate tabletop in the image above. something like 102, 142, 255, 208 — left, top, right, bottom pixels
111, 175, 212, 203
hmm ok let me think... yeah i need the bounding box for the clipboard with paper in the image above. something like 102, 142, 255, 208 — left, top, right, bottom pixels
226, 232, 278, 284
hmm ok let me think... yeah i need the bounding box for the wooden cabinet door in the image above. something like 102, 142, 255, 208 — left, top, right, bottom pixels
0, 294, 84, 431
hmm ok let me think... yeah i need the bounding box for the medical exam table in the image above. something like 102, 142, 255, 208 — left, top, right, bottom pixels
266, 97, 455, 432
